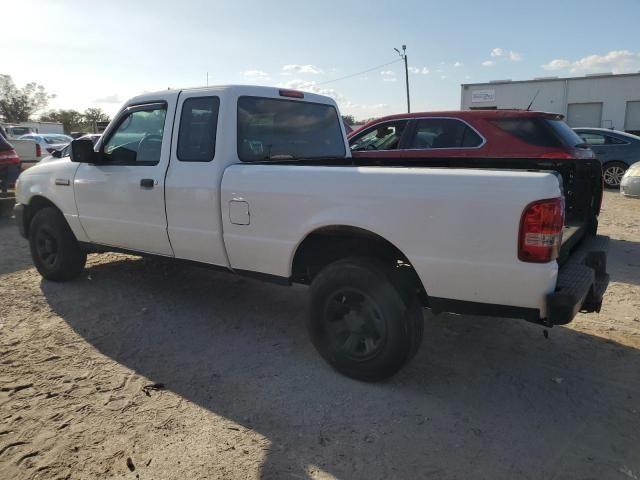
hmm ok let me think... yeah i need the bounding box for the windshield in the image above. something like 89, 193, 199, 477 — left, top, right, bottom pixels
237, 96, 346, 161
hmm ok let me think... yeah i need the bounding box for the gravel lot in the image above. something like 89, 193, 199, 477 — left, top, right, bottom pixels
1, 191, 639, 480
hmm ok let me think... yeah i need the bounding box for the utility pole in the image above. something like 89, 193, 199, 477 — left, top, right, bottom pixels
394, 45, 410, 113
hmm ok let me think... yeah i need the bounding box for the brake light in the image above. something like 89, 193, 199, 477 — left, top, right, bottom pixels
518, 197, 564, 263
279, 89, 304, 99
35, 143, 42, 157
0, 149, 20, 165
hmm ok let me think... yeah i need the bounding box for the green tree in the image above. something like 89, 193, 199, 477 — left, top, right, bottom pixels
341, 114, 356, 125
40, 109, 86, 134
0, 75, 54, 122
83, 108, 110, 131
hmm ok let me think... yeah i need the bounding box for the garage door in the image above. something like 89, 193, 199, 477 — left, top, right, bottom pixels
567, 103, 603, 128
624, 101, 640, 131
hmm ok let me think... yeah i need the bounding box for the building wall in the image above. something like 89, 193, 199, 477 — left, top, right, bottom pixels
460, 74, 640, 131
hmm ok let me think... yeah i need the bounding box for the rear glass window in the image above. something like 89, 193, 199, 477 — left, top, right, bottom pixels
546, 120, 584, 147
492, 118, 561, 147
178, 96, 220, 162
237, 96, 346, 161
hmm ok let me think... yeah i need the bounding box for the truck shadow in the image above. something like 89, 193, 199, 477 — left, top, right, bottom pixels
0, 215, 33, 275
41, 256, 640, 479
608, 238, 640, 286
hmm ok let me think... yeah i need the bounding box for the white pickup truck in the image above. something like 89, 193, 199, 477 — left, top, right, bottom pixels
14, 85, 609, 380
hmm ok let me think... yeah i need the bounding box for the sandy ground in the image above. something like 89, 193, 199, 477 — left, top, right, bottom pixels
1, 191, 639, 480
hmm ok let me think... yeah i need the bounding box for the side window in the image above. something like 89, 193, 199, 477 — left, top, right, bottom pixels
604, 135, 628, 145
579, 132, 606, 145
104, 104, 167, 165
350, 121, 407, 151
177, 96, 220, 162
408, 119, 482, 149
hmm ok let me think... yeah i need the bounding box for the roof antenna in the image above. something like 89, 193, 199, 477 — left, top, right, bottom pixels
526, 90, 540, 111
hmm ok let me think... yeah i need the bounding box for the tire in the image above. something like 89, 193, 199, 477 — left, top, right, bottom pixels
308, 257, 423, 381
29, 207, 86, 281
602, 162, 627, 189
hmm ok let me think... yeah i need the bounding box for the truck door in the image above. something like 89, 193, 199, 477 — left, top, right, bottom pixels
74, 97, 177, 255
164, 92, 230, 266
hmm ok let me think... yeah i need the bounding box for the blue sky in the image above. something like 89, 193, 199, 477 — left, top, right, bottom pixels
5, 0, 640, 120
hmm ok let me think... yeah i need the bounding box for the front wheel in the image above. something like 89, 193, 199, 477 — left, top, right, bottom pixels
29, 207, 87, 281
308, 257, 423, 381
602, 162, 627, 188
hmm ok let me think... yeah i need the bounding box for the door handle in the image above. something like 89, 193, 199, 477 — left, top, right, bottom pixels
140, 178, 155, 189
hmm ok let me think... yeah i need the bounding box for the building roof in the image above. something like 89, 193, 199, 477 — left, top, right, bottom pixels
462, 71, 640, 88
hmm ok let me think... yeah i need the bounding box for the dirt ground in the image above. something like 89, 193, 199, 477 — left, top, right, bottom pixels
1, 191, 639, 480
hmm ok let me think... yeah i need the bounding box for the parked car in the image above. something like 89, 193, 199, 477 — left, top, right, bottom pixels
621, 161, 640, 198
14, 86, 609, 381
0, 131, 44, 169
573, 128, 640, 188
0, 135, 21, 192
348, 110, 604, 239
40, 134, 101, 164
18, 134, 73, 155
3, 125, 36, 139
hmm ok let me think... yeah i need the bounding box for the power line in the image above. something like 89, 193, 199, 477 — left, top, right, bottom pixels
315, 58, 403, 86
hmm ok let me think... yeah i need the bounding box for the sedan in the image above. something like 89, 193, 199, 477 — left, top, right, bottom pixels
574, 128, 640, 188
621, 162, 640, 198
18, 133, 73, 155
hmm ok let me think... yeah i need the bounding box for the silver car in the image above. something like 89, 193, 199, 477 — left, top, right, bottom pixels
621, 162, 640, 198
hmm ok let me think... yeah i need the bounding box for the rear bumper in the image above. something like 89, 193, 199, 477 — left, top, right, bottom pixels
545, 235, 609, 326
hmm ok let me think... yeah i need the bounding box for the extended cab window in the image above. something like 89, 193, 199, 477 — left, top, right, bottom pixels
350, 121, 407, 151
178, 96, 220, 162
408, 118, 482, 149
103, 104, 167, 165
237, 96, 345, 161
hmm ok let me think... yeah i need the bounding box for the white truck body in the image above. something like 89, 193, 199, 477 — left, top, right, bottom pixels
14, 85, 609, 380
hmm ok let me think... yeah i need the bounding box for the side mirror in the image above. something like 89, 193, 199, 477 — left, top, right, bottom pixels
52, 149, 63, 158
70, 138, 102, 163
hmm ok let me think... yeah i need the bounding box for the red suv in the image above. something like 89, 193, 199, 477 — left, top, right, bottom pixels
349, 110, 594, 161
348, 110, 603, 241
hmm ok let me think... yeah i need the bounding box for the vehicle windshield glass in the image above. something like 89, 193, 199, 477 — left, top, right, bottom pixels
546, 120, 585, 147
237, 96, 346, 161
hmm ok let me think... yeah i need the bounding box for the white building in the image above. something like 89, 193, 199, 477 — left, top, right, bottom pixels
460, 72, 640, 134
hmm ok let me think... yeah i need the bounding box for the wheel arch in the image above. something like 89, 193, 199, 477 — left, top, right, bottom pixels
21, 195, 61, 238
291, 225, 428, 304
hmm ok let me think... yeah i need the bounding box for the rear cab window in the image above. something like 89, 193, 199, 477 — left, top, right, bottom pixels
178, 96, 220, 162
237, 96, 346, 161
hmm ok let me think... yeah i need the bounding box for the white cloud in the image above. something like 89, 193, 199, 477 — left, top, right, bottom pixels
481, 60, 495, 67
491, 48, 521, 61
280, 79, 340, 101
541, 50, 640, 74
408, 66, 430, 75
282, 64, 323, 74
382, 77, 397, 82
380, 70, 396, 76
94, 94, 121, 104
453, 61, 463, 68
243, 70, 270, 81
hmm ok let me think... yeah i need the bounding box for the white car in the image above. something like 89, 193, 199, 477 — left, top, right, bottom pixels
18, 133, 73, 155
621, 161, 640, 198
13, 85, 609, 381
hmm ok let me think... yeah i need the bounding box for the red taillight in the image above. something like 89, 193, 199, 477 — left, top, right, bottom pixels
0, 149, 20, 165
279, 89, 304, 99
518, 197, 564, 263
35, 143, 42, 157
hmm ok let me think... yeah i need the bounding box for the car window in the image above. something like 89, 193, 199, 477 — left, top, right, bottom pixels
492, 118, 562, 147
579, 132, 606, 145
407, 118, 482, 149
237, 96, 345, 161
103, 104, 167, 165
350, 121, 407, 151
178, 96, 220, 162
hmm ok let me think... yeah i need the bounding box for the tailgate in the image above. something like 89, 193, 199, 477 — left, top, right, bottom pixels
545, 235, 609, 326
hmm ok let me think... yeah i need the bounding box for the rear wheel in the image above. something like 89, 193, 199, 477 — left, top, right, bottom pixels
308, 257, 423, 381
29, 207, 86, 281
602, 162, 627, 188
